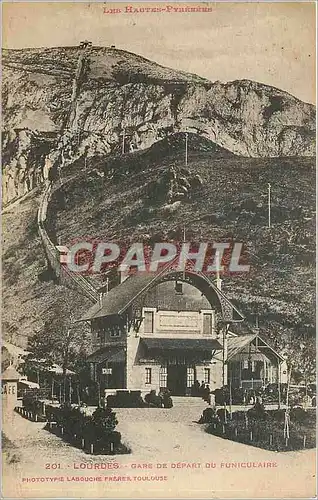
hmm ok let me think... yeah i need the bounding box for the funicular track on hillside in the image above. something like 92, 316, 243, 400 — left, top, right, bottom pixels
37, 178, 98, 303
36, 42, 99, 304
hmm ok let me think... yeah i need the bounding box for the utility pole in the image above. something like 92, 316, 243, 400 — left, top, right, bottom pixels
278, 361, 281, 410
222, 324, 228, 423
268, 183, 271, 229
122, 127, 126, 155
182, 224, 186, 280
222, 327, 226, 387
185, 132, 188, 166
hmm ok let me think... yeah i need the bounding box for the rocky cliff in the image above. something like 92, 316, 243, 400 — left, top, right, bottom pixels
2, 45, 316, 204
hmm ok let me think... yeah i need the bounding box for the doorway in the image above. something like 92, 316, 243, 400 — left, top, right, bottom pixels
167, 364, 187, 395
100, 362, 125, 390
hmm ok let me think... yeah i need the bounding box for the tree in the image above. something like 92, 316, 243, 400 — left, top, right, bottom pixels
25, 290, 91, 397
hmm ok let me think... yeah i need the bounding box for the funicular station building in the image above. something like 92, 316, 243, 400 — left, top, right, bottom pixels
79, 263, 286, 397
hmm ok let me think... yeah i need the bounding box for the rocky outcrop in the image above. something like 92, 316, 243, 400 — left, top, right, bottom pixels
1, 129, 57, 205
2, 46, 316, 203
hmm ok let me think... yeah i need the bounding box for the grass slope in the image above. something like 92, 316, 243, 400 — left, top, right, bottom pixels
2, 193, 91, 349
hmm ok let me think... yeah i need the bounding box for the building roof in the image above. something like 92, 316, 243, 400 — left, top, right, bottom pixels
47, 364, 75, 375
230, 351, 267, 362
2, 365, 21, 380
2, 341, 29, 359
18, 379, 40, 389
79, 263, 245, 323
227, 334, 257, 359
80, 274, 156, 321
141, 337, 222, 351
25, 359, 75, 375
86, 346, 125, 364
227, 334, 284, 361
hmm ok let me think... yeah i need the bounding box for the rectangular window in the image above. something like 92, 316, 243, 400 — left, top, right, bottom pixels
204, 368, 210, 384
187, 367, 195, 388
110, 326, 121, 338
269, 365, 273, 383
145, 368, 152, 385
203, 313, 213, 335
98, 331, 107, 343
175, 281, 183, 294
243, 360, 249, 370
144, 311, 154, 333
159, 366, 167, 388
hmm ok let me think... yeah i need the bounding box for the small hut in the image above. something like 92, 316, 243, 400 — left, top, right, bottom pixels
2, 365, 21, 413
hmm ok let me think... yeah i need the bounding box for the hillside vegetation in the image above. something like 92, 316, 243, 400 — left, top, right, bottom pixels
48, 133, 316, 366
1, 193, 91, 349
2, 133, 315, 376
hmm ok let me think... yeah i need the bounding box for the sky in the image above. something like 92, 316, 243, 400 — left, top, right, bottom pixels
2, 1, 316, 103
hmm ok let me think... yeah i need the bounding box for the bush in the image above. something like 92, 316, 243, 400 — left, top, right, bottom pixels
45, 404, 128, 454
22, 395, 46, 417
247, 401, 268, 420
204, 408, 316, 452
198, 407, 218, 424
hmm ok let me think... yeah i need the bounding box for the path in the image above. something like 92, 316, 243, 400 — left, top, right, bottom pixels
2, 404, 316, 499
1, 187, 39, 214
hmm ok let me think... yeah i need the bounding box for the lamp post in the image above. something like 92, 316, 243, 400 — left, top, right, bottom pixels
278, 360, 281, 410
218, 321, 229, 422
185, 132, 188, 166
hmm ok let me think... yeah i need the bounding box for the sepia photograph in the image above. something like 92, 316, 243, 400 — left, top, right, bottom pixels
1, 1, 316, 498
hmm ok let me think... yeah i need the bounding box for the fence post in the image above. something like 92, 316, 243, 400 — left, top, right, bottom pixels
303, 435, 306, 448
110, 442, 114, 453
90, 443, 94, 454
269, 434, 273, 446
250, 430, 253, 441
81, 438, 85, 449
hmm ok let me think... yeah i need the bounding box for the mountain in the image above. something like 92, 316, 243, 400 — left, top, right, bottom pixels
1, 46, 316, 372
2, 45, 316, 204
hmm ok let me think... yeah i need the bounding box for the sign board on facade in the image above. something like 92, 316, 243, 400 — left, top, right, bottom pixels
102, 368, 112, 375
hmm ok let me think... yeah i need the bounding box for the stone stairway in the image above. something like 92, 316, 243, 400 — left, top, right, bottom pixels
172, 396, 208, 408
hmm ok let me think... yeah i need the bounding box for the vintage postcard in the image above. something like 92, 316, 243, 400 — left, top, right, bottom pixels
1, 1, 316, 498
